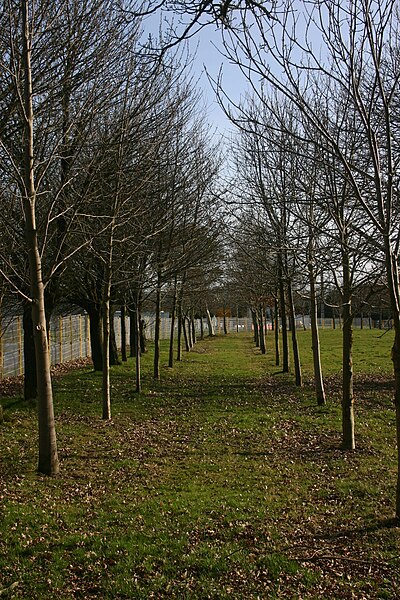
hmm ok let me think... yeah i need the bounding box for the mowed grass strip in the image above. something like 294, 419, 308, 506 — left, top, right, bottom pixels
0, 330, 399, 599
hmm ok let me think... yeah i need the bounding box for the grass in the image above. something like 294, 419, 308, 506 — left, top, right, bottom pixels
0, 328, 399, 599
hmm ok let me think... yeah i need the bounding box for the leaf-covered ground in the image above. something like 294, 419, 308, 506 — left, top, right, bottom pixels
0, 331, 399, 598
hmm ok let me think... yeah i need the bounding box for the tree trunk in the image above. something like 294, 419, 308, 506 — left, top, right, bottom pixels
120, 303, 127, 362
23, 305, 37, 402
153, 277, 161, 379
109, 309, 120, 366
134, 300, 141, 393
200, 313, 204, 340
252, 309, 259, 347
278, 262, 290, 373
183, 316, 191, 351
384, 251, 400, 519
22, 1, 59, 475
287, 279, 302, 386
274, 297, 280, 367
102, 261, 112, 420
308, 237, 326, 405
177, 297, 183, 362
191, 310, 196, 345
223, 311, 228, 335
168, 280, 177, 368
129, 305, 136, 358
259, 307, 266, 354
87, 304, 103, 371
206, 308, 215, 336
139, 318, 147, 354
341, 247, 355, 450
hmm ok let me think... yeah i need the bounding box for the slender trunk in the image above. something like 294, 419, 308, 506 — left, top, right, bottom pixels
191, 310, 196, 345
259, 307, 266, 354
391, 323, 400, 520
168, 279, 177, 368
109, 307, 120, 366
102, 260, 112, 420
274, 297, 280, 367
177, 296, 183, 361
278, 260, 289, 373
287, 279, 302, 386
23, 305, 37, 402
252, 309, 259, 347
200, 313, 204, 340
134, 299, 141, 393
308, 238, 326, 405
120, 303, 127, 362
223, 312, 228, 335
153, 277, 161, 379
88, 304, 103, 371
183, 316, 190, 351
129, 305, 135, 358
139, 318, 147, 354
22, 2, 59, 474
206, 308, 215, 337
342, 246, 355, 450
384, 250, 400, 518
187, 315, 193, 349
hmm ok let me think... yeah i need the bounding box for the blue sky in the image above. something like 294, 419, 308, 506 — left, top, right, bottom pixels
143, 10, 247, 137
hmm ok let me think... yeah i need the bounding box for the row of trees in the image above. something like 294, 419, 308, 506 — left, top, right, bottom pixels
2, 0, 400, 521
0, 1, 225, 475
207, 0, 400, 519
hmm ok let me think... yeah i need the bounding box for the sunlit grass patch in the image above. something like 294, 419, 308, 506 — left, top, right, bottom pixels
0, 331, 399, 598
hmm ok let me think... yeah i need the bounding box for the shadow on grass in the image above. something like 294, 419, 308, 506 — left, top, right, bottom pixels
316, 517, 400, 541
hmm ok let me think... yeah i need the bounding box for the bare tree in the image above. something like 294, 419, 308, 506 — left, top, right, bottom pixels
210, 0, 400, 516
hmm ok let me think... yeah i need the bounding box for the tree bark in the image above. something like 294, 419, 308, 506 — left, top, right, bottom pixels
206, 308, 215, 336
139, 318, 147, 354
102, 261, 112, 420
22, 1, 59, 475
23, 305, 37, 402
274, 297, 280, 367
191, 310, 196, 345
308, 235, 326, 405
183, 316, 191, 351
223, 311, 228, 335
176, 296, 183, 361
287, 279, 302, 386
278, 259, 289, 373
384, 251, 400, 519
252, 309, 259, 347
129, 305, 136, 358
168, 279, 177, 368
87, 304, 103, 371
120, 303, 127, 362
109, 309, 120, 366
153, 276, 161, 379
341, 245, 355, 450
258, 306, 266, 354
134, 300, 141, 393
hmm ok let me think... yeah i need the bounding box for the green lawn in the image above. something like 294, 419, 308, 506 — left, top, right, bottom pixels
0, 330, 399, 599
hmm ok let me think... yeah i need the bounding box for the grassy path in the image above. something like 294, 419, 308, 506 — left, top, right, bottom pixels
1, 332, 399, 598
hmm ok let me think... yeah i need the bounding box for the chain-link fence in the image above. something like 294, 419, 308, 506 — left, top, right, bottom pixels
4, 312, 384, 380
0, 314, 253, 379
